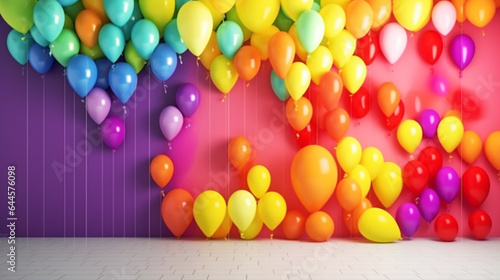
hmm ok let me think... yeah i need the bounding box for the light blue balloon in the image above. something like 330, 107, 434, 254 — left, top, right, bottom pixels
131, 19, 159, 60
216, 20, 243, 59
270, 69, 290, 101
164, 19, 187, 54
99, 23, 125, 63
29, 43, 54, 74
150, 43, 178, 82
30, 25, 50, 47
104, 0, 134, 27
109, 62, 138, 104
66, 54, 98, 98
7, 30, 34, 65
33, 0, 65, 42
57, 0, 78, 6
121, 0, 143, 41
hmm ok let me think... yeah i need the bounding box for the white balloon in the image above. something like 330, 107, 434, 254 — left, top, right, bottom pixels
379, 23, 407, 65
432, 1, 457, 36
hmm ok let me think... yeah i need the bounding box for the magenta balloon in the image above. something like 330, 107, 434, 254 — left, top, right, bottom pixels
396, 202, 421, 238
159, 106, 184, 141
450, 34, 475, 70
101, 116, 125, 150
430, 75, 448, 96
418, 109, 440, 138
418, 188, 440, 222
435, 167, 460, 203
86, 88, 111, 125
176, 83, 200, 118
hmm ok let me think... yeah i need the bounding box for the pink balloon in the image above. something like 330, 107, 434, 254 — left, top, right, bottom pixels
430, 75, 449, 96
432, 1, 457, 36
86, 87, 111, 125
101, 116, 125, 150
379, 22, 407, 64
159, 106, 184, 141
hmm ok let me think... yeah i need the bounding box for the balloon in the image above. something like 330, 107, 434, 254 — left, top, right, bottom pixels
100, 116, 125, 150
250, 25, 279, 61
247, 165, 271, 199
199, 31, 220, 70
234, 45, 261, 81
131, 19, 159, 60
465, 0, 496, 28
193, 190, 226, 238
228, 190, 257, 232
397, 120, 423, 154
286, 97, 313, 132
282, 210, 306, 240
30, 25, 50, 47
319, 71, 343, 111
296, 10, 325, 53
396, 202, 420, 238
418, 146, 443, 179
372, 162, 402, 208
211, 210, 232, 239
354, 31, 379, 66
104, 0, 133, 27
98, 23, 125, 63
95, 58, 112, 89
451, 0, 467, 23
340, 55, 366, 94
86, 87, 111, 125
159, 106, 184, 141
258, 191, 287, 231
150, 154, 174, 189
385, 100, 405, 130
150, 43, 177, 81
273, 7, 294, 32
7, 30, 33, 65
75, 9, 102, 48
228, 136, 251, 170
349, 87, 371, 119
240, 213, 263, 240
209, 0, 235, 14
347, 165, 371, 199
484, 131, 500, 170
320, 4, 345, 38
120, 0, 142, 41
177, 1, 213, 57
435, 167, 460, 204
67, 54, 97, 98
418, 30, 443, 65
417, 188, 440, 222
345, 0, 373, 39
327, 29, 356, 69
108, 62, 137, 104
432, 1, 457, 36
336, 137, 362, 174
295, 123, 318, 148
49, 29, 80, 67
336, 178, 362, 211
393, 0, 432, 32
236, 0, 280, 33
58, 0, 78, 6
430, 75, 449, 97
285, 62, 311, 101
468, 210, 492, 240
418, 109, 440, 138
80, 41, 105, 60
402, 160, 429, 195
377, 82, 401, 117
450, 34, 475, 71
270, 70, 290, 101
138, 0, 174, 34
209, 55, 238, 94
124, 41, 146, 73
360, 147, 384, 180
305, 211, 334, 242
163, 19, 186, 54
33, 0, 65, 42
82, 0, 109, 23
29, 43, 54, 74
268, 31, 296, 79
457, 131, 482, 164
463, 166, 490, 208
64, 0, 85, 21
306, 46, 333, 85
291, 145, 338, 213
176, 83, 200, 118
0, 0, 36, 34
379, 22, 407, 64
437, 116, 464, 153
198, 0, 223, 30
216, 21, 243, 59
358, 208, 401, 243
367, 0, 391, 30
343, 197, 372, 235
434, 214, 458, 242
325, 107, 350, 142
281, 0, 313, 21
161, 189, 193, 237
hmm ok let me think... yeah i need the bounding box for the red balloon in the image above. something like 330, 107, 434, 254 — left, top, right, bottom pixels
418, 30, 443, 65
294, 123, 318, 148
282, 210, 306, 240
462, 166, 490, 208
349, 87, 370, 118
434, 214, 458, 242
355, 31, 379, 65
385, 99, 404, 130
417, 146, 443, 179
468, 210, 492, 240
402, 160, 430, 195
161, 189, 194, 237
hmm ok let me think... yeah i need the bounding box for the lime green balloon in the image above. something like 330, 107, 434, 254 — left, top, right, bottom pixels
50, 29, 80, 67
63, 0, 85, 21
80, 42, 105, 60
0, 0, 36, 33
64, 14, 75, 32
125, 41, 146, 73
273, 8, 293, 32
296, 10, 325, 53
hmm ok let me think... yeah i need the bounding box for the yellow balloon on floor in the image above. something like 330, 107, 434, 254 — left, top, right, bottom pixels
258, 191, 287, 231
397, 120, 423, 154
372, 162, 402, 208
247, 165, 271, 199
228, 190, 257, 232
360, 147, 384, 180
210, 55, 239, 94
437, 116, 464, 153
347, 164, 371, 199
241, 214, 263, 240
193, 190, 227, 238
340, 55, 366, 94
177, 1, 213, 56
285, 62, 311, 101
236, 0, 280, 33
336, 136, 362, 173
358, 208, 401, 242
393, 0, 432, 32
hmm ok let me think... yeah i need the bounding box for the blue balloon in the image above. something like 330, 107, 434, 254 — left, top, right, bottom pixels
57, 0, 78, 6
95, 58, 113, 89
7, 30, 34, 65
30, 25, 50, 47
33, 0, 65, 42
104, 0, 134, 27
66, 54, 98, 98
29, 43, 54, 74
120, 0, 143, 41
216, 20, 243, 59
164, 19, 187, 54
131, 19, 159, 60
270, 69, 290, 101
99, 23, 125, 63
109, 62, 137, 104
150, 43, 178, 82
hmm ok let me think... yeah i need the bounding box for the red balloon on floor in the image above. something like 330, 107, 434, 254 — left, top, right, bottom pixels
434, 214, 458, 242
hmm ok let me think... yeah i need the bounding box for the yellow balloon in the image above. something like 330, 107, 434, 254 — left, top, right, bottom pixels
236, 0, 280, 33
211, 209, 233, 239
177, 1, 213, 56
241, 213, 263, 239
250, 25, 279, 61
306, 46, 334, 85
288, 24, 309, 62
360, 147, 384, 180
199, 0, 224, 30
210, 54, 239, 94
210, 0, 236, 13
247, 165, 271, 199
285, 62, 311, 101
340, 55, 366, 94
199, 31, 221, 70
139, 0, 175, 35
397, 119, 423, 154
393, 0, 432, 32
321, 0, 351, 9
193, 190, 227, 238
347, 165, 371, 199
327, 29, 356, 68
372, 162, 402, 208
282, 0, 314, 21
367, 0, 392, 30
337, 136, 362, 173
320, 4, 346, 38
257, 191, 287, 231
358, 208, 401, 242
228, 190, 257, 232
437, 116, 464, 153
465, 0, 496, 28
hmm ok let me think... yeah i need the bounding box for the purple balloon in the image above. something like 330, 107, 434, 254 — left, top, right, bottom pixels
418, 188, 440, 222
418, 109, 440, 138
86, 88, 111, 125
176, 83, 200, 118
396, 202, 421, 238
101, 116, 125, 150
450, 34, 475, 70
159, 106, 183, 141
434, 167, 460, 203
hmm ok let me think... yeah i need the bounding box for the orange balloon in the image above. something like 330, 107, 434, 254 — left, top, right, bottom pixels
336, 178, 362, 212
451, 0, 467, 23
161, 189, 194, 237
75, 9, 102, 48
234, 45, 261, 81
325, 107, 350, 141
366, 0, 391, 30
485, 131, 500, 170
82, 0, 109, 23
268, 31, 296, 78
345, 0, 373, 39
228, 136, 252, 170
286, 96, 313, 131
282, 210, 306, 240
211, 210, 233, 239
377, 82, 401, 117
150, 154, 174, 189
465, 0, 496, 28
319, 71, 343, 111
342, 197, 372, 236
250, 25, 279, 61
457, 130, 483, 164
305, 211, 334, 241
199, 31, 221, 70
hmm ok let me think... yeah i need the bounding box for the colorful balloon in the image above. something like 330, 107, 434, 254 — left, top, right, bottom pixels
82, 0, 109, 23
402, 160, 429, 195
418, 30, 443, 65
354, 31, 379, 65
450, 34, 475, 71
270, 70, 290, 101
247, 165, 271, 199
435, 167, 460, 204
33, 0, 65, 42
305, 211, 334, 242
104, 0, 134, 27
336, 178, 362, 211
432, 1, 457, 36
176, 83, 200, 118
108, 62, 137, 104
367, 0, 391, 30
193, 190, 226, 238
462, 166, 490, 208
384, 100, 405, 130
30, 25, 50, 47
163, 19, 187, 54
457, 130, 482, 164
234, 45, 261, 81
282, 210, 306, 240
340, 55, 366, 94
393, 0, 432, 32
286, 96, 313, 132
325, 107, 350, 142
451, 0, 467, 23
296, 10, 325, 53
199, 31, 220, 70
161, 189, 193, 237
347, 165, 371, 199
159, 106, 184, 141
465, 0, 496, 28
434, 214, 458, 242
66, 54, 97, 98
0, 0, 36, 34
349, 87, 371, 119
228, 136, 252, 170
99, 23, 125, 63
250, 25, 280, 61
86, 87, 111, 125
360, 147, 384, 180
216, 20, 243, 59
358, 208, 401, 243
372, 162, 402, 208
320, 4, 345, 38
75, 9, 102, 48
240, 213, 263, 240
124, 41, 146, 73
484, 131, 500, 170
28, 43, 54, 74
235, 0, 280, 33
150, 43, 177, 81
468, 210, 492, 240
95, 58, 112, 89
7, 30, 33, 65
430, 75, 449, 96
396, 202, 420, 238
258, 191, 287, 231
319, 71, 343, 111
138, 0, 174, 34
306, 46, 333, 85
101, 116, 125, 150
285, 62, 311, 101
418, 146, 443, 179
437, 116, 464, 153
210, 55, 238, 94
417, 188, 440, 222
327, 29, 356, 69
379, 22, 407, 64
397, 120, 423, 154
343, 197, 372, 235
268, 31, 296, 79
377, 82, 401, 117
418, 109, 440, 138
228, 190, 257, 232
211, 210, 232, 239
337, 137, 362, 173
131, 19, 159, 60
49, 29, 80, 67
177, 1, 213, 56
120, 0, 143, 41
345, 0, 373, 39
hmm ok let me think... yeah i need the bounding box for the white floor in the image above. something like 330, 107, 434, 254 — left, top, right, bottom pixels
1, 237, 499, 280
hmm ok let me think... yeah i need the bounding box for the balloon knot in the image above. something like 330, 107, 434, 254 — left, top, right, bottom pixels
246, 82, 250, 87
270, 233, 274, 240
409, 155, 414, 160
161, 190, 165, 197
196, 57, 200, 67
240, 232, 244, 239
482, 30, 485, 37
167, 142, 172, 150
178, 54, 183, 64
163, 84, 168, 94
221, 95, 226, 103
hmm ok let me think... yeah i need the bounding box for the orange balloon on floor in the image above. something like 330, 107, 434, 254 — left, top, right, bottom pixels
161, 189, 194, 237
282, 210, 306, 240
228, 136, 252, 170
150, 154, 174, 189
342, 198, 372, 236
305, 211, 334, 242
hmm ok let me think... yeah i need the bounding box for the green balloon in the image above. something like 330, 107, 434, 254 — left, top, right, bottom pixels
273, 8, 293, 32
125, 41, 146, 74
80, 42, 105, 60
50, 29, 80, 67
63, 0, 84, 22
0, 0, 36, 34
296, 10, 324, 53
